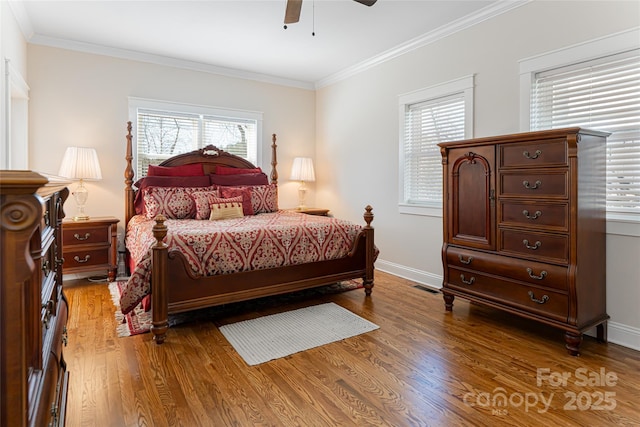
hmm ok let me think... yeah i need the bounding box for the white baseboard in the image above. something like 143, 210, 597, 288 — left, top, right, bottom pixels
606, 322, 640, 351
375, 258, 640, 352
375, 259, 442, 290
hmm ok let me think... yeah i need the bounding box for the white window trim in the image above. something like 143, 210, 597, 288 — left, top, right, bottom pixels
518, 27, 640, 236
398, 75, 474, 217
128, 97, 263, 177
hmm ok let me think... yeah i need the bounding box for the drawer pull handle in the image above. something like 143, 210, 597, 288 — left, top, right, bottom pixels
458, 255, 474, 265
522, 210, 542, 220
528, 291, 549, 304
62, 326, 68, 347
74, 255, 91, 263
522, 180, 542, 190
526, 268, 547, 280
523, 149, 542, 159
42, 300, 54, 329
74, 232, 91, 241
523, 239, 541, 250
460, 274, 475, 285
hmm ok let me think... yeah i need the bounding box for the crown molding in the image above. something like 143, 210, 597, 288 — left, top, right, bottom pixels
315, 0, 532, 89
13, 0, 530, 92
28, 34, 316, 90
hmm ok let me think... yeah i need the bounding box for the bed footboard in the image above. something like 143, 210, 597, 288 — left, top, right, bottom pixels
149, 207, 375, 344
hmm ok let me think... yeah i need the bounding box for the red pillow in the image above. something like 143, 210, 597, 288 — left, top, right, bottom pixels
148, 163, 204, 177
210, 173, 269, 187
133, 176, 211, 215
219, 186, 254, 215
215, 165, 262, 175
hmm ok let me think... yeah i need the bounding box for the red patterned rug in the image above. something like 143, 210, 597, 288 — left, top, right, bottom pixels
109, 280, 364, 337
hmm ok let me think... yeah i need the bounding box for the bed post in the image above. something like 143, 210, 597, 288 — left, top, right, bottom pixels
151, 215, 169, 344
363, 205, 375, 296
124, 121, 135, 226
270, 133, 278, 184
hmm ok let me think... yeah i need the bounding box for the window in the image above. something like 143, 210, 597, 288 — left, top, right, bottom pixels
530, 50, 640, 214
398, 76, 474, 216
520, 29, 640, 223
129, 98, 262, 178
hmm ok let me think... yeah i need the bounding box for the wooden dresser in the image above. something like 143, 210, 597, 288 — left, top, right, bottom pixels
439, 128, 609, 355
0, 171, 70, 426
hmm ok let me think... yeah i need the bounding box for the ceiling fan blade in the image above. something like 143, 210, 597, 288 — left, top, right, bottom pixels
284, 0, 302, 24
353, 0, 377, 6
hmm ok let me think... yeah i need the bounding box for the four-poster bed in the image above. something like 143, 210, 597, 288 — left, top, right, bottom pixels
121, 122, 376, 343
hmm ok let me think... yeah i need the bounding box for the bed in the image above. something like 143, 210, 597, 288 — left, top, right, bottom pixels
121, 122, 376, 343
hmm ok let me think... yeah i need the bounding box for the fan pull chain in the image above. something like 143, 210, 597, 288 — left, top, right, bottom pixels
312, 0, 316, 36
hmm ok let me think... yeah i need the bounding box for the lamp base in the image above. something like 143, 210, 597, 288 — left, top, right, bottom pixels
73, 214, 90, 221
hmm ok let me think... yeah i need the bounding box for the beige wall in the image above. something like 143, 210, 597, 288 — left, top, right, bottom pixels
316, 0, 640, 349
27, 45, 316, 236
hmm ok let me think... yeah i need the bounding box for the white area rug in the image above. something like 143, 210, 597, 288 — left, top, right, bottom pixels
219, 302, 379, 366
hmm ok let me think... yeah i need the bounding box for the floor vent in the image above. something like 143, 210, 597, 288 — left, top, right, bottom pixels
413, 285, 439, 294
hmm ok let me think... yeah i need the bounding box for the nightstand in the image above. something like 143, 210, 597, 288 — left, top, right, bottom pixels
288, 207, 330, 216
62, 216, 119, 281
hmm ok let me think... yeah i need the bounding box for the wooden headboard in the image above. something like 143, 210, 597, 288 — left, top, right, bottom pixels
123, 121, 278, 225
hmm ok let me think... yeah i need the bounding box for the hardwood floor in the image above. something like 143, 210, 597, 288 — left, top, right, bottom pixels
63, 271, 640, 426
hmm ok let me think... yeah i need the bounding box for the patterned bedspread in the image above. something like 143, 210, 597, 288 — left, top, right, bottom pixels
120, 210, 365, 313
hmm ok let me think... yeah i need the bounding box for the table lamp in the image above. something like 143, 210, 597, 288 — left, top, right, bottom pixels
58, 146, 103, 220
290, 157, 315, 209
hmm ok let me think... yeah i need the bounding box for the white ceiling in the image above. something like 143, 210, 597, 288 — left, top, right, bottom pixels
11, 0, 522, 89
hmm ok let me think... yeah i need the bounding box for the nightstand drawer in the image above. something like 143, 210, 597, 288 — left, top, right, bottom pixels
63, 226, 110, 246
63, 247, 110, 269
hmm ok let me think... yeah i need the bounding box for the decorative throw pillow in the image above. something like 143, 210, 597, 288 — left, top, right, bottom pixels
147, 163, 204, 177
209, 197, 244, 221
133, 176, 211, 215
218, 186, 254, 216
215, 165, 262, 175
220, 184, 278, 214
142, 186, 211, 219
250, 184, 278, 213
190, 189, 222, 220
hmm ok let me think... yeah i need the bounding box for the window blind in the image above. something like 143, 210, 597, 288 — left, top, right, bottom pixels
531, 49, 640, 213
136, 108, 258, 177
202, 115, 258, 165
403, 94, 465, 205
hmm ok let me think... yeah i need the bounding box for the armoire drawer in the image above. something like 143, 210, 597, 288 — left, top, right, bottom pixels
498, 138, 568, 169
499, 228, 569, 264
499, 170, 568, 199
446, 267, 569, 322
498, 200, 569, 231
446, 246, 568, 291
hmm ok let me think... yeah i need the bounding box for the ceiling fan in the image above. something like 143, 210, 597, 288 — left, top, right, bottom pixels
284, 0, 377, 28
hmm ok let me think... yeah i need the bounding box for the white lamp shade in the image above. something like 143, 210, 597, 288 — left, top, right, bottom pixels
58, 147, 103, 180
290, 157, 315, 182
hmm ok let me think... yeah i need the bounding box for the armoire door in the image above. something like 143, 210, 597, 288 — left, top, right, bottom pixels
446, 146, 496, 250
